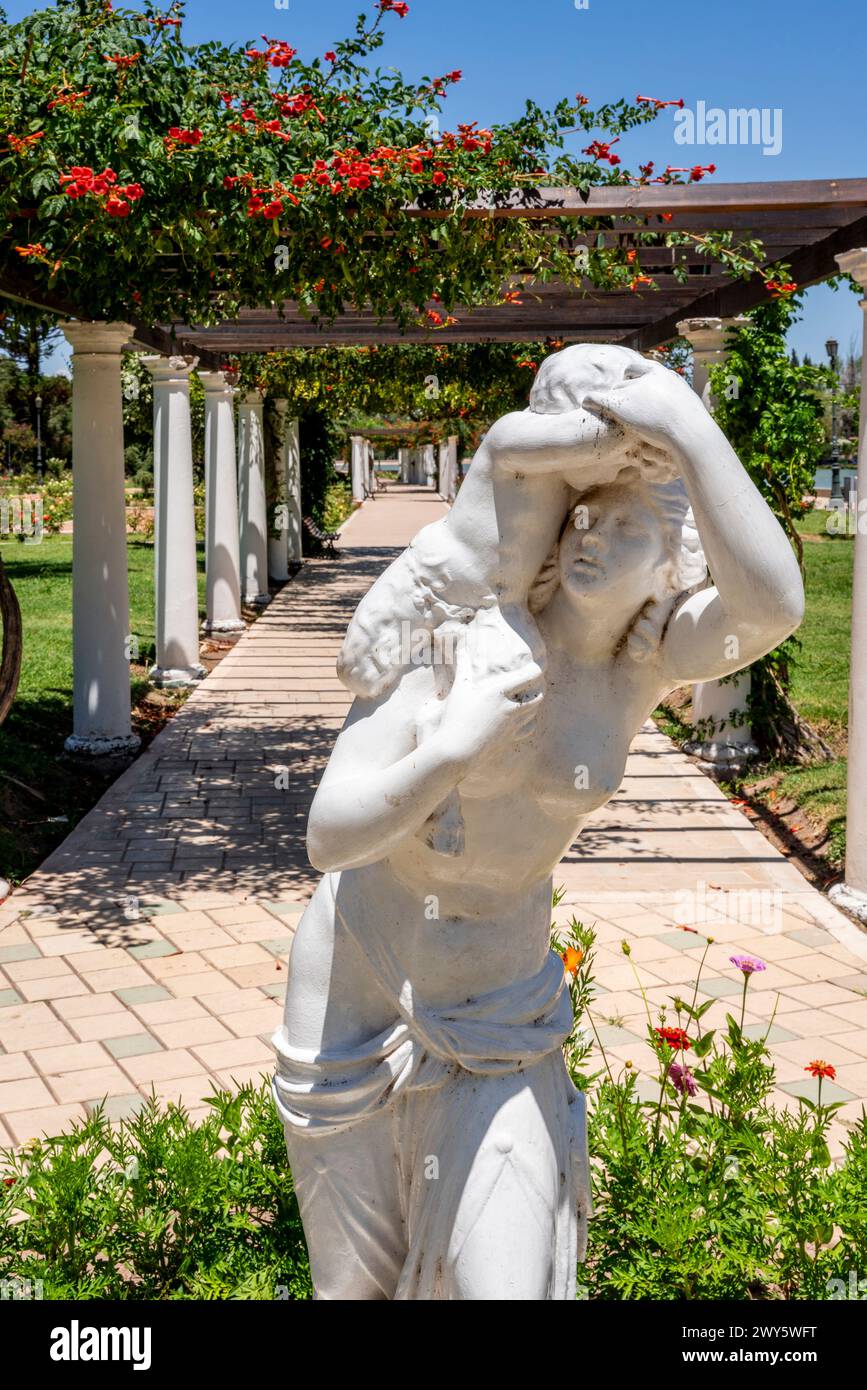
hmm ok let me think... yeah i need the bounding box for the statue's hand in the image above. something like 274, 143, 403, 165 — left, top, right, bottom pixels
582, 358, 709, 453
436, 636, 543, 766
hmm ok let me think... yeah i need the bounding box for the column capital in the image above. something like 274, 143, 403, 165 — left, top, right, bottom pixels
836, 247, 867, 292
197, 369, 234, 395
271, 397, 289, 417
142, 354, 198, 383
239, 389, 264, 407
676, 316, 748, 355
60, 320, 133, 355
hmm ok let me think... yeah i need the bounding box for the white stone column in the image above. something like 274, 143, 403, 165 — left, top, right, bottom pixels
350, 434, 366, 502
446, 435, 459, 500
398, 447, 410, 483
285, 413, 302, 563
437, 441, 447, 495
422, 443, 437, 489
366, 440, 375, 494
677, 316, 757, 773
199, 370, 244, 635
145, 355, 205, 687
830, 249, 867, 921
268, 399, 291, 583
237, 390, 271, 607
60, 321, 140, 755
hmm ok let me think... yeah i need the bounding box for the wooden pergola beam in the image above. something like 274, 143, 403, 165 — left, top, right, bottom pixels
625, 210, 867, 350
406, 177, 867, 219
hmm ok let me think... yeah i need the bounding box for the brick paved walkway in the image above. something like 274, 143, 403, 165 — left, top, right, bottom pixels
1, 483, 866, 1149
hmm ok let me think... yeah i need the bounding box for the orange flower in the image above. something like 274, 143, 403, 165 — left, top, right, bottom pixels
805, 1060, 836, 1080
561, 946, 583, 977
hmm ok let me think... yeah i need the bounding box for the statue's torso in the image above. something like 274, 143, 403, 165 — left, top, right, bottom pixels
281, 643, 662, 1055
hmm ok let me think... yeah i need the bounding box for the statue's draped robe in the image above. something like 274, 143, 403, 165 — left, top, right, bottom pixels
273, 872, 591, 1299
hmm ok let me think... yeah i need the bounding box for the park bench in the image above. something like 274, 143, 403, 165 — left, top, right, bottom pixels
303, 515, 340, 557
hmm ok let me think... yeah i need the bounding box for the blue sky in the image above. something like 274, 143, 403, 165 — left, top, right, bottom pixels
9, 0, 865, 368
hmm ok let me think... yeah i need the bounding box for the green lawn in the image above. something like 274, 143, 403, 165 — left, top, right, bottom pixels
0, 537, 205, 884
790, 527, 853, 738
656, 512, 852, 871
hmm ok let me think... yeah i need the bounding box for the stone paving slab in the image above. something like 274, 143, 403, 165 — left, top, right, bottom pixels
1, 483, 865, 1150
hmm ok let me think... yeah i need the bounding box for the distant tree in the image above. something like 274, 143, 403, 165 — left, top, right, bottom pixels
0, 307, 61, 383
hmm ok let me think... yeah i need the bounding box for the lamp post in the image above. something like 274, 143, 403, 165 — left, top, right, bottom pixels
826, 338, 842, 502
34, 393, 43, 483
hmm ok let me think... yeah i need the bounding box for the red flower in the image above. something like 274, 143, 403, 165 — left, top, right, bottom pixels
689, 163, 716, 181
582, 138, 620, 166
48, 89, 89, 110
766, 279, 797, 298
805, 1060, 836, 1080
636, 94, 684, 110
104, 53, 140, 68
431, 170, 446, 185
105, 196, 130, 218
166, 127, 202, 146
265, 40, 296, 67
655, 1026, 691, 1051
7, 131, 45, 154
262, 199, 283, 219
324, 51, 336, 62
121, 182, 144, 201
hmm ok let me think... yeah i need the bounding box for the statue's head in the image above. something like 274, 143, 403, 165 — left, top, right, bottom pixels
529, 473, 707, 662
529, 343, 646, 415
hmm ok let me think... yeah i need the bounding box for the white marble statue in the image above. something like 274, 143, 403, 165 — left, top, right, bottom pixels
273, 345, 805, 1300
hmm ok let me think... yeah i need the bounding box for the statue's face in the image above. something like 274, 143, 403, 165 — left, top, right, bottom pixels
557, 483, 669, 610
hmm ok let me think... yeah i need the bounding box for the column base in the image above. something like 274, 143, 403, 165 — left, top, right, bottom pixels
242, 592, 272, 608
202, 617, 246, 635
64, 733, 141, 758
149, 663, 206, 689
828, 881, 867, 925
683, 737, 759, 779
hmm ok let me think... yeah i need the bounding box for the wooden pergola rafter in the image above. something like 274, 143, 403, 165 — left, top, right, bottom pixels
153, 177, 867, 357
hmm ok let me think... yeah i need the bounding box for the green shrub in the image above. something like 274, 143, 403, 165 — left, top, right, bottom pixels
0, 1082, 311, 1300
555, 916, 867, 1300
